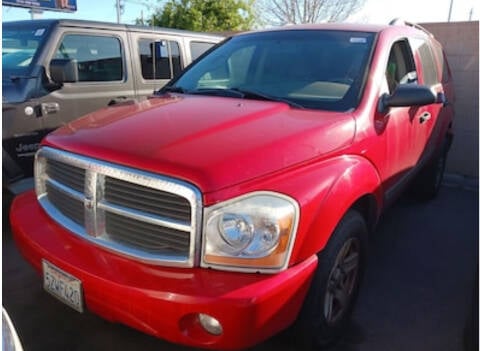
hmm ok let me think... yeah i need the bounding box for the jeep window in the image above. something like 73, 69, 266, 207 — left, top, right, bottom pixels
139, 39, 182, 80
190, 41, 216, 61
2, 25, 51, 78
170, 30, 375, 111
53, 34, 123, 82
385, 40, 417, 93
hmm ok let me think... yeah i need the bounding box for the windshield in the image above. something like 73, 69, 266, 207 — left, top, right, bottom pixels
170, 30, 375, 111
2, 24, 50, 77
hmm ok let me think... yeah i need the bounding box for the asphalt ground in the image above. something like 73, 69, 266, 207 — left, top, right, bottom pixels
2, 183, 478, 351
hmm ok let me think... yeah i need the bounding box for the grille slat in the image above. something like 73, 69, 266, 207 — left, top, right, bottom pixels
105, 177, 191, 222
46, 160, 85, 193
106, 213, 189, 254
39, 148, 198, 266
46, 183, 84, 225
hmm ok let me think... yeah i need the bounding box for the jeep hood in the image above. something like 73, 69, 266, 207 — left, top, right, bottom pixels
44, 95, 355, 193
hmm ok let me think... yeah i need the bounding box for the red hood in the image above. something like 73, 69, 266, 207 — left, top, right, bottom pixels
44, 95, 356, 193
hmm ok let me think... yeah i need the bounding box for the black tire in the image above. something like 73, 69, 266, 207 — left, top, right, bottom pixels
293, 210, 368, 349
410, 142, 448, 201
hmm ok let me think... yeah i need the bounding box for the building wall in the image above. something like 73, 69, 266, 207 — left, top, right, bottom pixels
421, 21, 479, 178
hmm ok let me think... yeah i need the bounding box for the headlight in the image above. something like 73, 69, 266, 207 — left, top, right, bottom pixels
202, 192, 299, 273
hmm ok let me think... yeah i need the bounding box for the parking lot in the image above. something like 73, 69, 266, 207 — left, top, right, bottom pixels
3, 181, 478, 351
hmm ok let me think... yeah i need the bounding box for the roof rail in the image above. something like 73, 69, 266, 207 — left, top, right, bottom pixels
389, 18, 434, 37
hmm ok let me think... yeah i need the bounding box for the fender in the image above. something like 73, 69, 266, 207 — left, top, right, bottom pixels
289, 155, 383, 264
205, 154, 383, 266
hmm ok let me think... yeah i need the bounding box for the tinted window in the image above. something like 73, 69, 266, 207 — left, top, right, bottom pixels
54, 34, 123, 82
139, 39, 182, 80
417, 42, 438, 86
386, 40, 417, 93
190, 41, 215, 61
170, 41, 182, 77
172, 30, 375, 112
431, 43, 449, 83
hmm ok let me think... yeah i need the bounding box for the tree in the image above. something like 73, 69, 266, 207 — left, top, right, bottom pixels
141, 0, 256, 31
257, 0, 365, 25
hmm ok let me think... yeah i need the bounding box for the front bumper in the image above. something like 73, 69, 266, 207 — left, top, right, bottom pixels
10, 191, 317, 350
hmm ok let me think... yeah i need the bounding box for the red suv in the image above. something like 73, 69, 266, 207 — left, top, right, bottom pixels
11, 20, 454, 350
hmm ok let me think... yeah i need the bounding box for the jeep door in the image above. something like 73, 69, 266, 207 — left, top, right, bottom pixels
129, 32, 184, 98
40, 27, 135, 133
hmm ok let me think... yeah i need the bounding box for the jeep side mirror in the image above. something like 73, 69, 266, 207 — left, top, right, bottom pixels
378, 84, 436, 113
50, 58, 79, 84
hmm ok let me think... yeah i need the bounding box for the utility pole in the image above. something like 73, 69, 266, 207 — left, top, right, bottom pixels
116, 0, 122, 23
447, 0, 454, 22
29, 8, 43, 19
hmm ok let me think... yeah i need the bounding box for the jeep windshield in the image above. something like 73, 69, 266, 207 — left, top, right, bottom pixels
166, 30, 375, 111
2, 22, 52, 79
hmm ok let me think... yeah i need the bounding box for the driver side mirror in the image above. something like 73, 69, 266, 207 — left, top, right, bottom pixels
378, 84, 436, 113
50, 58, 79, 84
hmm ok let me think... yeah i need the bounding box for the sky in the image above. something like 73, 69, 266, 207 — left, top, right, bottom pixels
1, 0, 479, 25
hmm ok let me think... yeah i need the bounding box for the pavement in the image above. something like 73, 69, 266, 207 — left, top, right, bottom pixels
2, 181, 478, 351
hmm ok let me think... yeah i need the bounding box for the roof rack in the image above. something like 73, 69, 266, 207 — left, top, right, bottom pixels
389, 18, 434, 37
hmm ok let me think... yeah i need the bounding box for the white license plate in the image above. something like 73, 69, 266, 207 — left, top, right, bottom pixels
42, 260, 84, 313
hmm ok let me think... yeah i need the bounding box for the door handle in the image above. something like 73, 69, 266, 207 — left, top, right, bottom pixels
419, 112, 431, 124
40, 102, 60, 116
108, 96, 127, 106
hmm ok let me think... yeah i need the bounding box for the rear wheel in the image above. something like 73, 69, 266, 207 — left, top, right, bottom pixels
411, 141, 449, 200
294, 210, 368, 349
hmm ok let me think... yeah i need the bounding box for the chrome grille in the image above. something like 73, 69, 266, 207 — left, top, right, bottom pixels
104, 177, 191, 222
105, 212, 190, 254
46, 159, 85, 193
45, 182, 84, 225
35, 147, 202, 267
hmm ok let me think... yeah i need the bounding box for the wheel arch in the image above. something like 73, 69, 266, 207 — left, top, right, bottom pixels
289, 155, 383, 265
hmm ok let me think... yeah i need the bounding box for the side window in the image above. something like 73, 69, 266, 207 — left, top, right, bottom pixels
190, 41, 215, 61
138, 39, 182, 80
417, 41, 439, 86
169, 41, 182, 77
385, 40, 417, 93
54, 34, 123, 82
431, 43, 449, 83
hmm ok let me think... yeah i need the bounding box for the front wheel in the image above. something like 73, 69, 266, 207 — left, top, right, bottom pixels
294, 210, 368, 349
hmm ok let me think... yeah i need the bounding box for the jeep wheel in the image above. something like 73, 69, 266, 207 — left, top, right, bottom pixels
294, 210, 367, 349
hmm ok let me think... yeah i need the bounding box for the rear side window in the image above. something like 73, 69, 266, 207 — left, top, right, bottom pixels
54, 34, 123, 82
431, 43, 450, 83
410, 38, 440, 86
385, 40, 417, 93
190, 41, 215, 61
417, 42, 439, 86
138, 39, 182, 80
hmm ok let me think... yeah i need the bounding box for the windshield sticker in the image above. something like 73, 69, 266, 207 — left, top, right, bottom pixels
350, 37, 367, 44
34, 29, 45, 36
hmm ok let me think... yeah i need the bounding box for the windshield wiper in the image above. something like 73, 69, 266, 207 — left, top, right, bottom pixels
230, 88, 305, 109
157, 86, 187, 94
9, 75, 38, 82
188, 88, 244, 98
187, 87, 305, 109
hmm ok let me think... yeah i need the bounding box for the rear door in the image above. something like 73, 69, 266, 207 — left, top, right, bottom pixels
129, 32, 184, 98
409, 37, 445, 165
